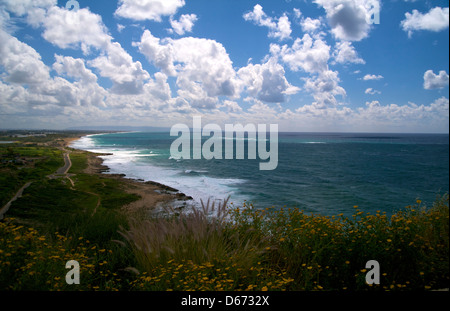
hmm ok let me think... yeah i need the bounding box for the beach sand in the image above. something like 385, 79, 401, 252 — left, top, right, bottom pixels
66, 136, 193, 218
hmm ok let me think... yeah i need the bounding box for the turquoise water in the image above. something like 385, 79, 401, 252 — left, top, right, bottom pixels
72, 132, 449, 216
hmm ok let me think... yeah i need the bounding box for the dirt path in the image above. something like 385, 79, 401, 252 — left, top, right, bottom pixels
59, 149, 101, 214
48, 149, 74, 188
51, 149, 101, 214
0, 182, 32, 220
1, 148, 74, 220
86, 191, 101, 216
56, 152, 72, 175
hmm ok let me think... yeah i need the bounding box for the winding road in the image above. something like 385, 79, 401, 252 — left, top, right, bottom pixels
0, 149, 73, 220
0, 182, 32, 220
1, 148, 102, 219
48, 149, 75, 187
56, 152, 72, 175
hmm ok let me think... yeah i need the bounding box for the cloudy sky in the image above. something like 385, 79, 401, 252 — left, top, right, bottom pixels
0, 0, 449, 132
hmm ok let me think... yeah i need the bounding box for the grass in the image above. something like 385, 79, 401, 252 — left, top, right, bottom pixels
0, 136, 448, 291
119, 194, 449, 291
0, 145, 64, 207
0, 218, 130, 291
1, 192, 448, 291
258, 196, 449, 290
0, 142, 139, 290
121, 198, 284, 291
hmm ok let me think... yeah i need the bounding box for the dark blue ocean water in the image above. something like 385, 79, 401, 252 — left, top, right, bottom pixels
72, 132, 449, 216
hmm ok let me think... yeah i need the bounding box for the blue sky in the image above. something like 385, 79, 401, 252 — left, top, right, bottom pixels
0, 0, 448, 132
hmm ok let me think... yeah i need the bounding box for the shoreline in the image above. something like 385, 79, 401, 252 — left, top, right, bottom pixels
65, 135, 195, 217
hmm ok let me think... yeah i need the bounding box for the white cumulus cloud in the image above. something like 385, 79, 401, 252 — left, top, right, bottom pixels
243, 4, 292, 41
0, 0, 56, 16
30, 6, 151, 95
300, 17, 322, 33
238, 57, 300, 103
0, 28, 108, 112
423, 70, 449, 90
88, 42, 150, 95
169, 14, 198, 35
0, 28, 50, 85
314, 0, 380, 41
304, 70, 346, 107
136, 30, 241, 108
276, 34, 330, 74
365, 87, 381, 95
362, 74, 383, 80
38, 7, 112, 54
53, 54, 98, 84
332, 41, 365, 64
401, 7, 449, 37
115, 0, 185, 22
272, 34, 346, 107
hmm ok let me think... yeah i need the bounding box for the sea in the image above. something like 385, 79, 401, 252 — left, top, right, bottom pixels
71, 132, 449, 217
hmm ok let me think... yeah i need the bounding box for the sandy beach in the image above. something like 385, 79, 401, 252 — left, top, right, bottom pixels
66, 136, 194, 217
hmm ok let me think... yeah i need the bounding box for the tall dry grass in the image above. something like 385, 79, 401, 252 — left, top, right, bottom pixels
120, 197, 270, 274
120, 194, 449, 291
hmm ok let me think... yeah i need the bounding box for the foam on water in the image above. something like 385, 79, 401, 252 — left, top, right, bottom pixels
70, 135, 96, 150
70, 132, 449, 217
104, 152, 245, 203
71, 135, 248, 211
